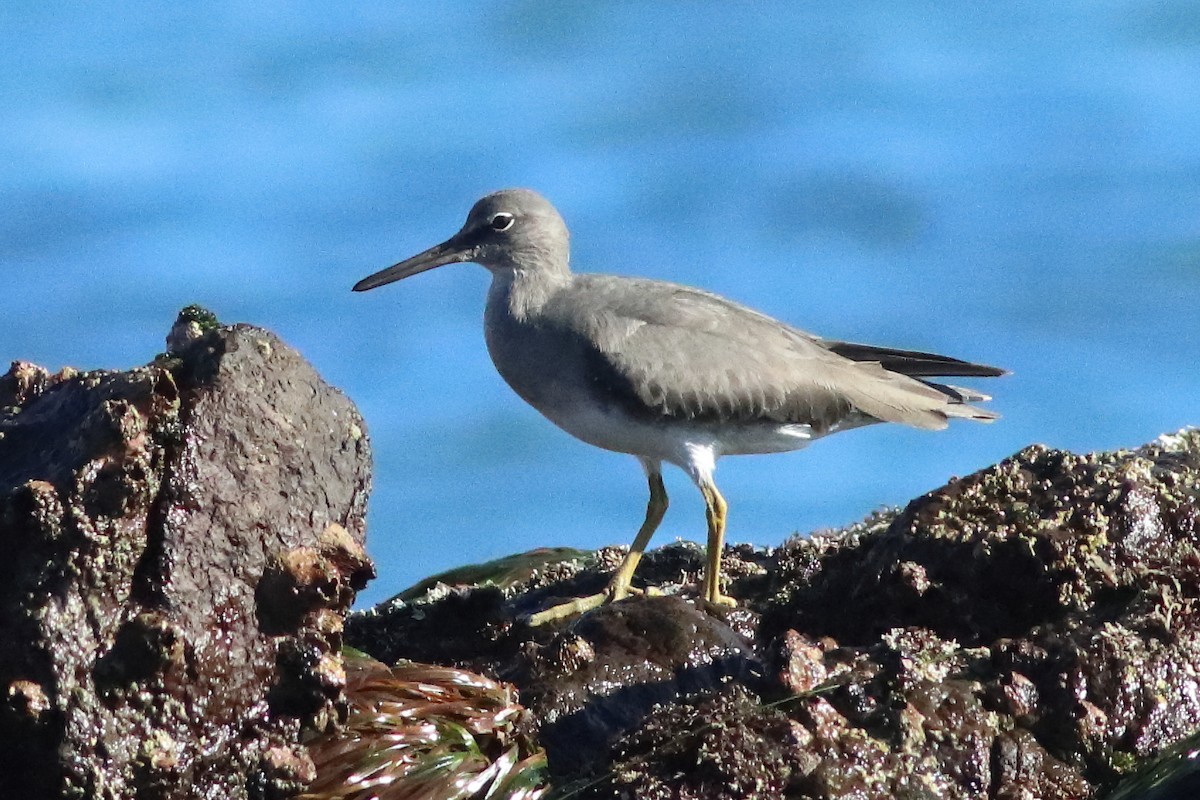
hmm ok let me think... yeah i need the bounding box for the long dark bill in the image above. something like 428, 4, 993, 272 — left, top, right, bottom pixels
352, 235, 476, 292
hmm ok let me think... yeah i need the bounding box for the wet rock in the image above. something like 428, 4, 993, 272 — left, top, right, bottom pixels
0, 308, 372, 799
346, 429, 1200, 800
993, 728, 1092, 799
773, 629, 828, 695
518, 595, 762, 774
350, 583, 516, 669
580, 686, 806, 799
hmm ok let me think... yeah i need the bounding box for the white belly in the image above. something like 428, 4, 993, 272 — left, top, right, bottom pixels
538, 397, 820, 469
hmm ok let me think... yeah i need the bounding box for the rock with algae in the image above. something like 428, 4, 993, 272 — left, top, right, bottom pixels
0, 308, 374, 799
347, 429, 1200, 799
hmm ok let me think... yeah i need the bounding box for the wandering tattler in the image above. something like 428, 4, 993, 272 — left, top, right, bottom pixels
354, 189, 1004, 623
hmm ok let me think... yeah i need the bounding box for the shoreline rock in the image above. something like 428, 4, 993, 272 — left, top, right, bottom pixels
5, 309, 1196, 799
347, 429, 1200, 799
0, 309, 374, 799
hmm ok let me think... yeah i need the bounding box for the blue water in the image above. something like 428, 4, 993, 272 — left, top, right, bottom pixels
3, 3, 1198, 607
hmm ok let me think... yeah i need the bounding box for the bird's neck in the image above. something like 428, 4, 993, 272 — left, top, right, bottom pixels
489, 264, 571, 321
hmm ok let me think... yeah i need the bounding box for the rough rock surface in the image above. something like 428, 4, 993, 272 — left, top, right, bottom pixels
0, 309, 374, 799
347, 429, 1200, 799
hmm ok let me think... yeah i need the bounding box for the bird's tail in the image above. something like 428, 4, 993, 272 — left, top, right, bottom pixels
834, 361, 1002, 429
923, 380, 1000, 422
826, 339, 1004, 425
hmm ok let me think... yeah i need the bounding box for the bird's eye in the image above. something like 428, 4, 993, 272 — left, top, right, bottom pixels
489, 212, 514, 232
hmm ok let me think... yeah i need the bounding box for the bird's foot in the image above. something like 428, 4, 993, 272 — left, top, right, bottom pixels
526, 592, 608, 626
526, 583, 662, 626
610, 583, 663, 601
704, 591, 738, 610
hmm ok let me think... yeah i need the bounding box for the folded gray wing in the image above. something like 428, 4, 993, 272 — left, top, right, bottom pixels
552, 277, 975, 431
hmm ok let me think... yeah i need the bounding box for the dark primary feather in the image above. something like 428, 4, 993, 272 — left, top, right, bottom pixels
824, 341, 1007, 378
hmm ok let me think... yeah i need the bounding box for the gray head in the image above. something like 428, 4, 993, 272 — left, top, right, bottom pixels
353, 188, 571, 292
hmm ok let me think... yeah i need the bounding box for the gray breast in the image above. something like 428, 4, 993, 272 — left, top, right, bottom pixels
484, 292, 646, 423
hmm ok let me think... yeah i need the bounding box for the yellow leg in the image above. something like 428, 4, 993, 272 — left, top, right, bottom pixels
699, 478, 736, 607
527, 467, 667, 626
608, 470, 668, 600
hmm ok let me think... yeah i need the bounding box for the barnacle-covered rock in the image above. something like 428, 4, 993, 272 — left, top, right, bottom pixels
348, 429, 1200, 800
0, 308, 373, 799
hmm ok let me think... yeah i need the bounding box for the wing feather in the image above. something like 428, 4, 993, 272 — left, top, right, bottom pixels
825, 340, 1007, 378
546, 276, 999, 431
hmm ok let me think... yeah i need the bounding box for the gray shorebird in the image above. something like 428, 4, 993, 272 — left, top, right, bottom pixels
354, 189, 1004, 622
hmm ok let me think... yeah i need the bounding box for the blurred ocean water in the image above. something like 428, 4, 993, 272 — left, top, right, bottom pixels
3, 2, 1197, 606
